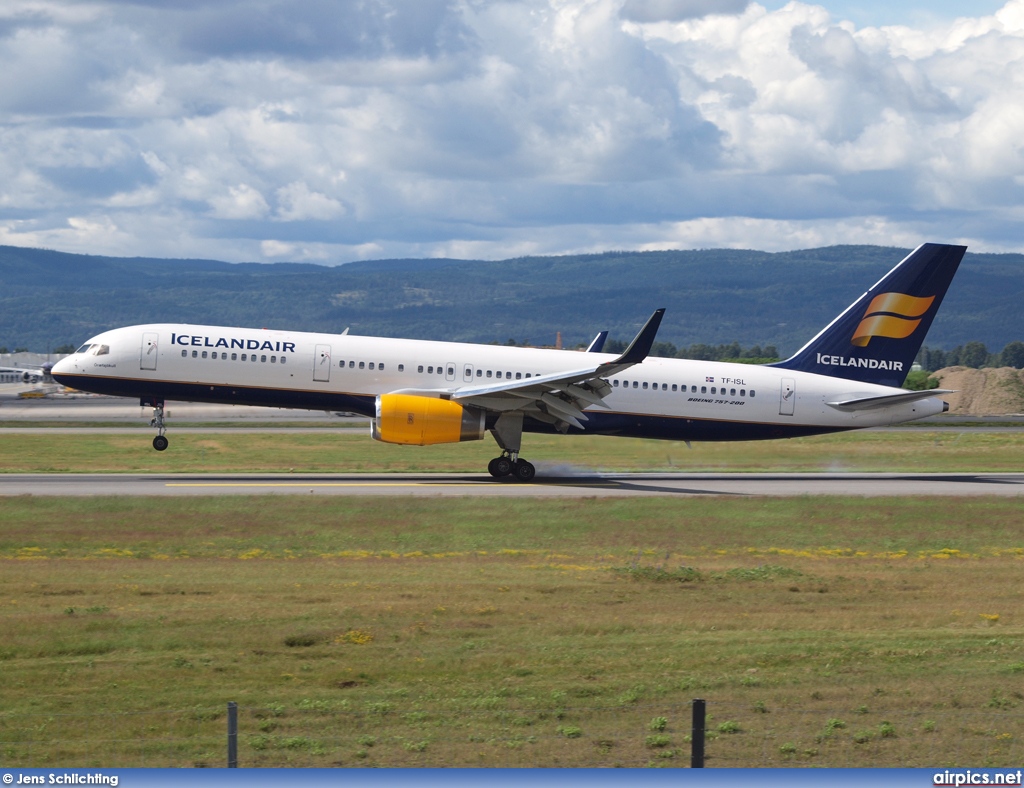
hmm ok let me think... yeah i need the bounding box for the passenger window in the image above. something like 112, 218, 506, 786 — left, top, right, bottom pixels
379, 364, 384, 371
477, 369, 483, 377
691, 385, 697, 393
671, 384, 677, 391
181, 349, 187, 357
496, 371, 501, 378
192, 350, 198, 358
211, 352, 217, 359
642, 382, 648, 390
339, 360, 345, 368
662, 384, 668, 391
613, 380, 619, 387
418, 365, 424, 373
730, 388, 736, 396
359, 361, 365, 369
438, 367, 443, 375
202, 351, 207, 359
271, 356, 277, 363
447, 367, 454, 376
241, 353, 247, 361
740, 389, 746, 396
525, 373, 531, 378
506, 372, 512, 379
701, 386, 706, 393
369, 362, 375, 370
281, 357, 286, 365
399, 364, 404, 372
711, 387, 716, 394
349, 361, 354, 368
632, 381, 638, 388
750, 390, 756, 397
251, 355, 257, 362
516, 372, 522, 380
261, 355, 266, 362
487, 371, 492, 378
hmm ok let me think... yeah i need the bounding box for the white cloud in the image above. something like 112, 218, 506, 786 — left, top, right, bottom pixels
275, 181, 345, 221
208, 184, 270, 219
1, 0, 1024, 261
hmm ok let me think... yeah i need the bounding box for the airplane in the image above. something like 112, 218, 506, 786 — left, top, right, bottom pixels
51, 243, 966, 482
0, 363, 53, 385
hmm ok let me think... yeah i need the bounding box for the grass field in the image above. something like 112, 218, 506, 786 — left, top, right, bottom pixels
1, 429, 1023, 473
2, 496, 1023, 768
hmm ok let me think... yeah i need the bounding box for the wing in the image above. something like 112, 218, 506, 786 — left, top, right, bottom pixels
387, 311, 664, 431
449, 309, 664, 431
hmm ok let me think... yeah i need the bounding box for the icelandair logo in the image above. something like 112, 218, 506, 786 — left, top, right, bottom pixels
171, 332, 296, 353
816, 353, 904, 371
851, 292, 935, 347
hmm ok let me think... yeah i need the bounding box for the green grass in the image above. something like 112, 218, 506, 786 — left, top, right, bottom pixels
2, 496, 1024, 767
1, 429, 1023, 473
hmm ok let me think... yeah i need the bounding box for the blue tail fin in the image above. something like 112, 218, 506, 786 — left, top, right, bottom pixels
771, 243, 966, 387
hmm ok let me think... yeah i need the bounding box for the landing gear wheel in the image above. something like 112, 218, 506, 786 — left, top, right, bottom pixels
511, 460, 536, 483
488, 456, 512, 478
152, 435, 169, 452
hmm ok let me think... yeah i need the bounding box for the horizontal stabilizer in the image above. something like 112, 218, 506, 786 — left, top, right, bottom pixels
826, 389, 954, 411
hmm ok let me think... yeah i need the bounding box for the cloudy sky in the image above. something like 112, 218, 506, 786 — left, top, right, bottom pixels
1, 0, 1022, 263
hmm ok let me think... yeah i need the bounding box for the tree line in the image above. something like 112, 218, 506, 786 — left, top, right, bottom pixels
916, 341, 1024, 371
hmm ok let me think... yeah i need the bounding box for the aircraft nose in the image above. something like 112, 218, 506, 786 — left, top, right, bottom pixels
51, 356, 75, 379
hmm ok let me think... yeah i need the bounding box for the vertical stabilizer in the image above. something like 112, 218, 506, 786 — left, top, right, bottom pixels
771, 243, 966, 387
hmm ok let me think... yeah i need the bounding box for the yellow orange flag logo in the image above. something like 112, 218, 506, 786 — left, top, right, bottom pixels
851, 292, 935, 347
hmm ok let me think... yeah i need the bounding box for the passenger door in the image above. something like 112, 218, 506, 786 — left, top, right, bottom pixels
314, 344, 332, 382
141, 332, 159, 371
779, 377, 795, 416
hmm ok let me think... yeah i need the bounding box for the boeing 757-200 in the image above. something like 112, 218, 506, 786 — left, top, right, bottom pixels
51, 243, 966, 482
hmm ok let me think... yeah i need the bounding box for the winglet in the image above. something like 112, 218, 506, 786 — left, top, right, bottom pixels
586, 331, 609, 353
613, 309, 665, 365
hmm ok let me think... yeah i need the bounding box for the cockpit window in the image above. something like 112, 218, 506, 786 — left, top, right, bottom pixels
92, 345, 110, 356
76, 344, 94, 354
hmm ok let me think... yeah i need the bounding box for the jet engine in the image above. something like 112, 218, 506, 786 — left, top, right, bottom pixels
372, 394, 485, 446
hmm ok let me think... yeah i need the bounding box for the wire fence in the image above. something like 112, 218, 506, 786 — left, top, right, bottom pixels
2, 700, 1022, 768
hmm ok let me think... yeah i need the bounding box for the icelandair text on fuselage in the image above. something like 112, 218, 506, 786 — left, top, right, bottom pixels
934, 771, 1023, 786
171, 333, 296, 354
816, 352, 904, 371
12, 775, 117, 786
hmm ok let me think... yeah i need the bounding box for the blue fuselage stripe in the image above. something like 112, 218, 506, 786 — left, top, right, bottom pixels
55, 373, 850, 442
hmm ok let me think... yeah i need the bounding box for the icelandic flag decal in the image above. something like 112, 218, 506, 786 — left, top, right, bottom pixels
706, 376, 714, 382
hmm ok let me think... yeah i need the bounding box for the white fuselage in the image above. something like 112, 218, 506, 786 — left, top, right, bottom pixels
51, 323, 947, 442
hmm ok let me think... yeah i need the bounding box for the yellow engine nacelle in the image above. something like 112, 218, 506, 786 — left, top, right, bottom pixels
372, 394, 486, 446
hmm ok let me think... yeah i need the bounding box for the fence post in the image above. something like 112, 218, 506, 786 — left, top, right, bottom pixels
227, 701, 238, 768
691, 698, 706, 768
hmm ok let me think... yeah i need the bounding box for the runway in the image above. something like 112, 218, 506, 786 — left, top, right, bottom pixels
3, 472, 1023, 497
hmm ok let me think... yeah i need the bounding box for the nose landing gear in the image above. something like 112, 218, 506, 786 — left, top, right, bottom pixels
145, 398, 169, 451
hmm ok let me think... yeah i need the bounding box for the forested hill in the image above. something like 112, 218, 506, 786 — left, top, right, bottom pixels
2, 244, 1021, 354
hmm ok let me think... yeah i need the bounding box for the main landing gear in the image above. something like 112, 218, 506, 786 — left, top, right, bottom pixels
148, 400, 169, 451
487, 452, 536, 482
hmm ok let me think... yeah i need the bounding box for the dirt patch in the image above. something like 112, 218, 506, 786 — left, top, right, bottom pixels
931, 366, 1024, 415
